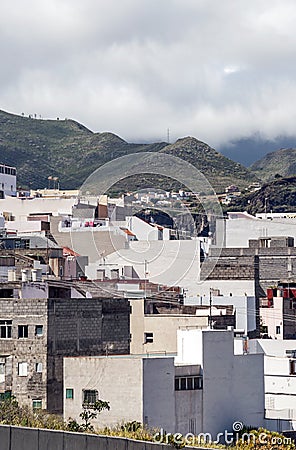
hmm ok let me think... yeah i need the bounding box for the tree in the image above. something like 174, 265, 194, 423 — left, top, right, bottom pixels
79, 400, 110, 432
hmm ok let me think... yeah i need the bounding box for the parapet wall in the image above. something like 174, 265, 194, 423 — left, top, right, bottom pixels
0, 425, 174, 449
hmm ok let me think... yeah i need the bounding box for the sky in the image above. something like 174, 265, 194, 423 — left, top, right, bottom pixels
1, 0, 296, 159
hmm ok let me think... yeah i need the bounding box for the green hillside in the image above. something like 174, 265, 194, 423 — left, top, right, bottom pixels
250, 148, 296, 181
0, 109, 258, 193
227, 176, 296, 214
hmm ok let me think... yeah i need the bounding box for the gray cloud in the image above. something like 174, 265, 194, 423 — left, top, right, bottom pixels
1, 0, 296, 151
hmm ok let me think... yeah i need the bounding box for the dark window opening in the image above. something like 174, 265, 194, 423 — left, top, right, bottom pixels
144, 332, 153, 344
0, 320, 12, 339
175, 376, 203, 391
18, 325, 28, 339
83, 389, 98, 405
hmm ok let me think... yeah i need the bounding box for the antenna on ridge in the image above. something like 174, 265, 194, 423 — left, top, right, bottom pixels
167, 128, 170, 144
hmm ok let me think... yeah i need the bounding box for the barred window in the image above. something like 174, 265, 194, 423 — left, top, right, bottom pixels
83, 389, 98, 405
175, 376, 203, 391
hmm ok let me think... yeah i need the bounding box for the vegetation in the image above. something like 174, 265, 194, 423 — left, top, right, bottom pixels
236, 428, 295, 450
0, 109, 257, 193
0, 397, 64, 430
250, 148, 296, 181
227, 176, 296, 214
0, 399, 294, 450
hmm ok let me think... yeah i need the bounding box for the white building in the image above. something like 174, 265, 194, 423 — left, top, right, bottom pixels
219, 211, 296, 248
249, 339, 296, 431
63, 330, 270, 438
184, 278, 257, 336
64, 355, 176, 432
0, 163, 16, 198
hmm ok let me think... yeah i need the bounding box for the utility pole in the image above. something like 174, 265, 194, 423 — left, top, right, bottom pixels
209, 288, 213, 329
144, 260, 148, 299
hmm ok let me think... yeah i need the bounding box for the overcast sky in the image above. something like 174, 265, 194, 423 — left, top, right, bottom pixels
1, 0, 296, 153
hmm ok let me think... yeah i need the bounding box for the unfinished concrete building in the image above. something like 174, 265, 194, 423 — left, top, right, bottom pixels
201, 236, 296, 336
0, 280, 130, 413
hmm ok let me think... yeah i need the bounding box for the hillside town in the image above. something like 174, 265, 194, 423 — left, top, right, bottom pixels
0, 161, 295, 442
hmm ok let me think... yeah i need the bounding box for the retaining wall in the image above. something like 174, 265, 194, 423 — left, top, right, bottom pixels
0, 425, 179, 449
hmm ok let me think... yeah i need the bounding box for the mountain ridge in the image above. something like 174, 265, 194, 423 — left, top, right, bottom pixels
0, 109, 257, 193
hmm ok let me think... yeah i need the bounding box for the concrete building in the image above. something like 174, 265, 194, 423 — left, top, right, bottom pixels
177, 330, 296, 433
0, 235, 65, 281
0, 164, 16, 198
0, 280, 130, 413
201, 236, 296, 336
219, 211, 296, 248
186, 290, 257, 336
249, 339, 296, 431
260, 283, 296, 339
64, 355, 176, 432
63, 330, 268, 437
101, 239, 201, 296
130, 298, 235, 355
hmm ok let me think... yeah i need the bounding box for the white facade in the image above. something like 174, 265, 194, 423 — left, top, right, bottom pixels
64, 355, 175, 431
103, 239, 200, 295
126, 216, 172, 240
0, 196, 77, 220
260, 297, 284, 339
219, 212, 296, 248
64, 331, 268, 439
249, 340, 296, 431
186, 288, 256, 335
130, 298, 208, 355
0, 164, 16, 197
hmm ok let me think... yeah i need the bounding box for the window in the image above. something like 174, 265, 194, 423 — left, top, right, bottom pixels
35, 325, 43, 337
32, 400, 42, 410
175, 376, 203, 391
276, 326, 281, 335
0, 391, 11, 402
83, 389, 98, 405
18, 362, 28, 377
18, 325, 28, 338
66, 388, 74, 399
0, 320, 12, 338
144, 332, 153, 344
35, 363, 42, 373
290, 360, 296, 375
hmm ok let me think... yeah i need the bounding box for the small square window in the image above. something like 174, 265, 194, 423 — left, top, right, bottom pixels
83, 389, 98, 405
35, 325, 43, 336
35, 363, 42, 373
18, 362, 28, 377
32, 400, 42, 410
144, 332, 153, 344
18, 325, 28, 339
66, 388, 74, 399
